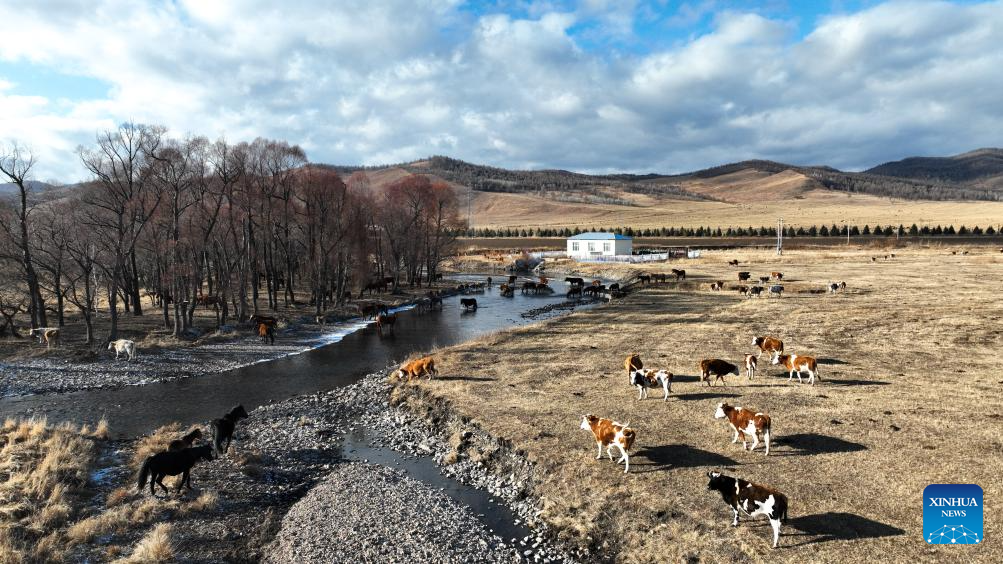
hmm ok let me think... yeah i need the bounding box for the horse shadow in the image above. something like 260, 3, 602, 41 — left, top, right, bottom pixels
771, 433, 867, 456
631, 444, 738, 473
782, 512, 905, 546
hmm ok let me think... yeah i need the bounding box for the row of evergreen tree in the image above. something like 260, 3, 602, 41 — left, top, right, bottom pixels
460, 224, 1003, 238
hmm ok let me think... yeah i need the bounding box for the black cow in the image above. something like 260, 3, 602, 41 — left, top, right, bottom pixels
460, 298, 478, 311
706, 471, 788, 548
737, 271, 751, 281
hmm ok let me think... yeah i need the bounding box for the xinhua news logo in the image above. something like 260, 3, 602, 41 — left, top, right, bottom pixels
923, 484, 983, 545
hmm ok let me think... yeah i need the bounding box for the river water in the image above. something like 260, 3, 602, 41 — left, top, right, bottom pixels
0, 275, 584, 438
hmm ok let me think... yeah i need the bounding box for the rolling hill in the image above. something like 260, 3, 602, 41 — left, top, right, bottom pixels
865, 148, 1003, 190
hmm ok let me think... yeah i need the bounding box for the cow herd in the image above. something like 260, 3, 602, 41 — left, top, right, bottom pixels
575, 331, 820, 548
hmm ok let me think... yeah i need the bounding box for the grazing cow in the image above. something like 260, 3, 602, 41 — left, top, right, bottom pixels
709, 281, 724, 291
768, 285, 784, 297
375, 313, 397, 336
671, 269, 686, 280
715, 403, 771, 455
567, 286, 583, 299
138, 445, 214, 496
772, 353, 819, 385
748, 286, 764, 297
728, 259, 740, 266
395, 356, 438, 381
653, 273, 667, 283
838, 281, 846, 290
624, 354, 643, 382
828, 282, 839, 293
499, 284, 514, 297
771, 272, 783, 280
579, 415, 636, 474
211, 405, 249, 455
706, 471, 788, 548
758, 276, 770, 284
168, 428, 203, 452
565, 277, 585, 287
631, 368, 673, 401
737, 271, 751, 281
582, 285, 601, 298
30, 327, 60, 349
751, 336, 783, 358
108, 339, 137, 361
736, 285, 749, 296
460, 298, 478, 311
258, 322, 275, 344
700, 359, 739, 386
637, 274, 651, 284
744, 354, 757, 379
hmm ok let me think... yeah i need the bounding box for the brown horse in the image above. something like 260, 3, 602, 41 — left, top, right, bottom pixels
376, 312, 397, 336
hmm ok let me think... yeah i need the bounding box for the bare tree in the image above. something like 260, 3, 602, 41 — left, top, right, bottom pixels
0, 142, 47, 329
78, 123, 164, 340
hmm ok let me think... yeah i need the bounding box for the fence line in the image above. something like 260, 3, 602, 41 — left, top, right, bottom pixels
576, 253, 670, 263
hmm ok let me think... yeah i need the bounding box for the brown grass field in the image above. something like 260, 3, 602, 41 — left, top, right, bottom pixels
420, 246, 1002, 562
469, 186, 1003, 231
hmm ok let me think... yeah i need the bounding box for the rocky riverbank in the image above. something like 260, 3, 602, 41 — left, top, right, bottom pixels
0, 314, 382, 398
77, 373, 581, 562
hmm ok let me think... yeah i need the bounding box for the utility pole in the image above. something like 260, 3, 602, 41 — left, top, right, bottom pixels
776, 217, 783, 255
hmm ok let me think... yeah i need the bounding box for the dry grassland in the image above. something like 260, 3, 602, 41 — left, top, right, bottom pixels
470, 188, 1003, 231
0, 419, 215, 563
422, 246, 1002, 562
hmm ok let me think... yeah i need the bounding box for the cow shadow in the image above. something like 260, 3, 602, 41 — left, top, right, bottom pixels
772, 433, 867, 456
436, 375, 496, 382
824, 378, 891, 386
671, 374, 703, 383
817, 358, 848, 365
631, 444, 738, 473
782, 512, 905, 546
675, 392, 741, 401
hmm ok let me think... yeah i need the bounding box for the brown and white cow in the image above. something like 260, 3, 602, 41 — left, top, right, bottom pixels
624, 354, 643, 383
744, 354, 757, 379
709, 281, 725, 291
700, 359, 739, 386
706, 471, 788, 548
579, 415, 636, 473
714, 402, 771, 455
771, 353, 819, 385
395, 356, 438, 381
630, 368, 673, 401
771, 272, 783, 280
751, 336, 783, 359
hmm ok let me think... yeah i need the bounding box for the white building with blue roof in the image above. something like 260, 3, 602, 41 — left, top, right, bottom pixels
566, 232, 633, 259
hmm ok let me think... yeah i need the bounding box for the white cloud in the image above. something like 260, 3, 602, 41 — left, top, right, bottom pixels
0, 0, 1002, 181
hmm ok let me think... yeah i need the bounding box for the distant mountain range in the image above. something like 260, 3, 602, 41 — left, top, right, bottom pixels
374, 148, 1003, 202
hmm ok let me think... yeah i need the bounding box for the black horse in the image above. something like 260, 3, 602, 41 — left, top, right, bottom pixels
211, 405, 249, 455
168, 428, 203, 451
137, 445, 214, 496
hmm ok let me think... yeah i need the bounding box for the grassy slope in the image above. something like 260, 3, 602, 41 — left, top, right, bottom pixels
416, 246, 1002, 562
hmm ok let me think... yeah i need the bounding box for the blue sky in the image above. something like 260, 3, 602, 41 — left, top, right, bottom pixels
1, 0, 1001, 181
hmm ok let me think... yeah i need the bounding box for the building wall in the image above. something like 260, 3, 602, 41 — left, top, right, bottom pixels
566, 238, 632, 257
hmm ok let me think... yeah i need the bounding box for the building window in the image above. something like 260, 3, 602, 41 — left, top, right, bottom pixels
588, 242, 595, 251
571, 242, 579, 251
604, 242, 611, 252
